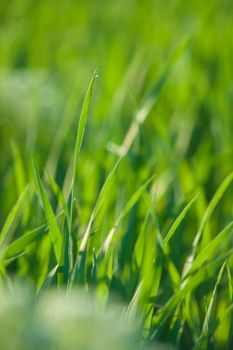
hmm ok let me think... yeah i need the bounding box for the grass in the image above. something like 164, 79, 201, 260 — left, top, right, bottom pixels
0, 1, 233, 349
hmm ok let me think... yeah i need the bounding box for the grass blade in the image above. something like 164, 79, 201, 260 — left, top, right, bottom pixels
33, 162, 61, 263
3, 224, 48, 259
198, 261, 226, 349
101, 176, 155, 253
163, 193, 199, 248
0, 185, 30, 249
183, 171, 233, 276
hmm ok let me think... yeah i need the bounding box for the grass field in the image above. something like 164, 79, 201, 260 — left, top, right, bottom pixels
0, 1, 233, 349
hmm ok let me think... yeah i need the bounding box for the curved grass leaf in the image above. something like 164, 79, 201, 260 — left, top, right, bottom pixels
198, 261, 226, 349
0, 185, 30, 248
163, 193, 199, 248
33, 162, 61, 263
3, 224, 48, 259
184, 222, 233, 279
183, 171, 233, 276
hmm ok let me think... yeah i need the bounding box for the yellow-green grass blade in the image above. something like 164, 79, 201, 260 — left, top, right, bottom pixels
37, 264, 59, 296
79, 157, 122, 253
108, 38, 189, 157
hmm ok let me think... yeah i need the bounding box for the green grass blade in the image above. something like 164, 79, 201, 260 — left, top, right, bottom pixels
101, 176, 155, 253
151, 254, 231, 336
3, 224, 48, 259
199, 261, 226, 349
46, 170, 69, 220
33, 162, 61, 262
11, 140, 26, 196
0, 185, 30, 248
79, 157, 122, 253
163, 193, 199, 248
183, 171, 233, 276
37, 264, 59, 295
70, 157, 122, 287
72, 71, 98, 185
227, 265, 233, 350
184, 222, 233, 279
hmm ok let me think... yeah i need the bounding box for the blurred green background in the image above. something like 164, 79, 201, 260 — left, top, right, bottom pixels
0, 1, 233, 347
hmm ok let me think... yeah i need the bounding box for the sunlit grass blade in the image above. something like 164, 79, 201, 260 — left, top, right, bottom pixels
37, 264, 59, 295
124, 280, 144, 320
33, 162, 61, 263
70, 154, 121, 288
79, 157, 122, 253
108, 39, 189, 157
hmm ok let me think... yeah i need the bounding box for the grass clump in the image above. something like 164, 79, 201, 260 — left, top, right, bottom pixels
0, 1, 233, 349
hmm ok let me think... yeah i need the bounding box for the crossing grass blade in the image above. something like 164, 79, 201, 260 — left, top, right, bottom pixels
183, 171, 233, 276
150, 252, 233, 336
3, 224, 48, 259
198, 261, 226, 350
184, 222, 233, 278
101, 175, 155, 253
163, 193, 199, 248
0, 185, 30, 250
46, 170, 69, 220
79, 157, 122, 253
33, 162, 61, 263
